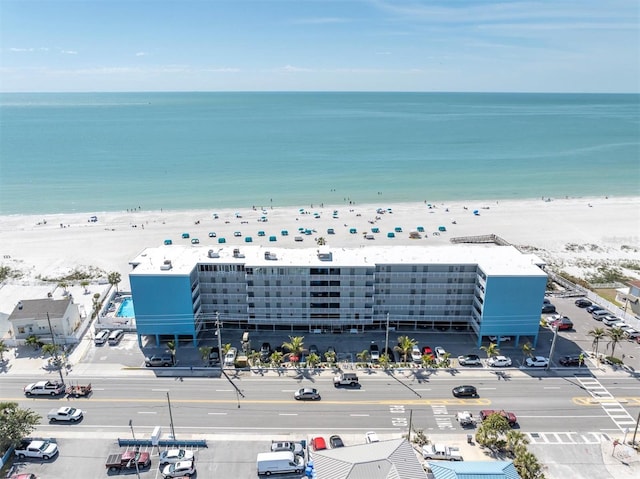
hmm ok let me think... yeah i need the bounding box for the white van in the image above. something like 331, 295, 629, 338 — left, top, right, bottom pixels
592, 310, 610, 320
256, 451, 304, 476
94, 330, 110, 345
108, 329, 124, 345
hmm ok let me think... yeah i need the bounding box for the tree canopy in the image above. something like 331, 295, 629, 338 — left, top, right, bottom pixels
0, 402, 41, 452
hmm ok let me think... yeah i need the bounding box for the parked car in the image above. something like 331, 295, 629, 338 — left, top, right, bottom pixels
369, 342, 380, 362
294, 388, 321, 401
94, 329, 110, 345
208, 347, 220, 366
575, 298, 592, 308
602, 315, 622, 326
208, 231, 216, 237
458, 354, 482, 366
310, 437, 327, 451
542, 304, 557, 314
145, 354, 174, 367
452, 385, 478, 398
586, 305, 603, 313
434, 346, 447, 361
161, 460, 196, 478
489, 335, 511, 343
365, 431, 380, 443
329, 435, 345, 448
487, 355, 512, 367
224, 347, 237, 366
422, 444, 463, 461
14, 440, 58, 460
480, 409, 518, 426
260, 342, 271, 361
159, 449, 195, 466
421, 346, 434, 359
592, 310, 610, 320
559, 355, 583, 367
550, 317, 574, 330
411, 345, 422, 362
525, 356, 549, 367
308, 344, 320, 356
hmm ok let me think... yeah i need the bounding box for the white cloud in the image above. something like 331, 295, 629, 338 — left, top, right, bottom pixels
135, 52, 147, 57
61, 50, 77, 55
280, 65, 313, 72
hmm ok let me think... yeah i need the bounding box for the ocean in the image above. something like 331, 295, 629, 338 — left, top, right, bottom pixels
1, 92, 638, 215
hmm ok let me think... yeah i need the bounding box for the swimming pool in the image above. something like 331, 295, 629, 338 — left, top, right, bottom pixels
117, 297, 135, 318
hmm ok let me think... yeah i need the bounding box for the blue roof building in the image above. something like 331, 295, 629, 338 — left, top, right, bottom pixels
428, 461, 521, 479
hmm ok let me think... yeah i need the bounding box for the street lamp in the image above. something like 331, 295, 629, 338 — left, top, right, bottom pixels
129, 419, 136, 440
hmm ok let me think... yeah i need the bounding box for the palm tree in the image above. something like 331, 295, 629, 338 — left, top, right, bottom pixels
421, 354, 436, 368
247, 350, 261, 366
166, 340, 177, 360
316, 237, 326, 246
324, 350, 336, 365
199, 346, 212, 364
514, 449, 544, 479
222, 343, 232, 356
505, 430, 529, 456
379, 353, 391, 369
108, 271, 122, 292
92, 293, 102, 320
41, 343, 59, 358
521, 342, 534, 362
394, 335, 416, 363
269, 350, 284, 367
0, 340, 8, 361
481, 342, 500, 359
306, 352, 321, 368
588, 327, 606, 356
356, 349, 370, 363
25, 335, 40, 350
607, 327, 626, 359
282, 336, 304, 363
439, 352, 452, 368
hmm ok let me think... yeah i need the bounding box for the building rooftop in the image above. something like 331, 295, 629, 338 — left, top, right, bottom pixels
129, 244, 546, 278
427, 460, 521, 479
8, 297, 72, 321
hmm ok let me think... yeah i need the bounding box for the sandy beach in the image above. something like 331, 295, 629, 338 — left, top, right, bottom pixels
0, 196, 638, 292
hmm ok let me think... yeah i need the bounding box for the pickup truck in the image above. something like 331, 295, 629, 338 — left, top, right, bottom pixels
14, 439, 59, 460
105, 451, 151, 472
480, 409, 518, 427
24, 380, 65, 396
422, 444, 463, 461
47, 407, 83, 423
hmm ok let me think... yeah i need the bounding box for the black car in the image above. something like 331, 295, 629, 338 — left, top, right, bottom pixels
452, 385, 478, 398
542, 304, 557, 314
559, 355, 583, 367
575, 299, 592, 308
260, 343, 271, 361
329, 435, 345, 448
586, 305, 602, 313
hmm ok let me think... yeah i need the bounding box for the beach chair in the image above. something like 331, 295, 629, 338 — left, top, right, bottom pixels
387, 232, 395, 238
269, 236, 277, 242
218, 237, 226, 243
245, 236, 253, 243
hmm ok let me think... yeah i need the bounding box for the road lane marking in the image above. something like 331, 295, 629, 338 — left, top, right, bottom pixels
137, 411, 157, 414
151, 389, 169, 392
479, 387, 496, 390
279, 413, 298, 416
216, 389, 233, 392
350, 414, 370, 417
543, 387, 560, 389
207, 412, 227, 415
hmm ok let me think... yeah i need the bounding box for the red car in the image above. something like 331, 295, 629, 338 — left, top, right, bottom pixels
550, 317, 573, 330
480, 409, 517, 426
311, 436, 327, 451
10, 475, 37, 479
421, 346, 434, 359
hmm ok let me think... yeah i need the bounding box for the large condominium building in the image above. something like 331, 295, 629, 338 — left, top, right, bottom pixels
128, 244, 547, 348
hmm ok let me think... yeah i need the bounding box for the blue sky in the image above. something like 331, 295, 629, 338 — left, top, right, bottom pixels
1, 0, 638, 92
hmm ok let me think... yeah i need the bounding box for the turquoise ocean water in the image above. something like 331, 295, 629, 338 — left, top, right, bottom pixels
0, 92, 638, 215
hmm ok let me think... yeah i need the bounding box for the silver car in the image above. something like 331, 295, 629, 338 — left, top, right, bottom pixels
159, 448, 194, 466
294, 387, 321, 401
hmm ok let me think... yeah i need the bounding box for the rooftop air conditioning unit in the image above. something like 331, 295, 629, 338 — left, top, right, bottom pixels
208, 250, 220, 258
160, 260, 172, 271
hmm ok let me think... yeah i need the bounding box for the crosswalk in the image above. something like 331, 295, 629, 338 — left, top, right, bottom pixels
576, 376, 637, 430
526, 432, 604, 445
431, 405, 454, 430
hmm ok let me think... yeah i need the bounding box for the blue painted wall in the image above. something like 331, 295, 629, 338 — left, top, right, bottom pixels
480, 275, 546, 339
130, 273, 196, 336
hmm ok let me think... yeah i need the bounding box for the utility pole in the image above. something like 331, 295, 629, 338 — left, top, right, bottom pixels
216, 311, 223, 365
546, 325, 558, 371
167, 392, 176, 440
46, 312, 66, 385
129, 419, 136, 440
384, 313, 390, 369
632, 410, 640, 446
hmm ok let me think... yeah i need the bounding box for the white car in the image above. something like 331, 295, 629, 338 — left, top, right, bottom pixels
434, 346, 447, 361
162, 460, 196, 478
489, 335, 511, 343
159, 448, 195, 466
487, 355, 512, 367
411, 346, 422, 362
525, 356, 549, 367
224, 347, 237, 366
47, 406, 83, 422
365, 431, 379, 443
